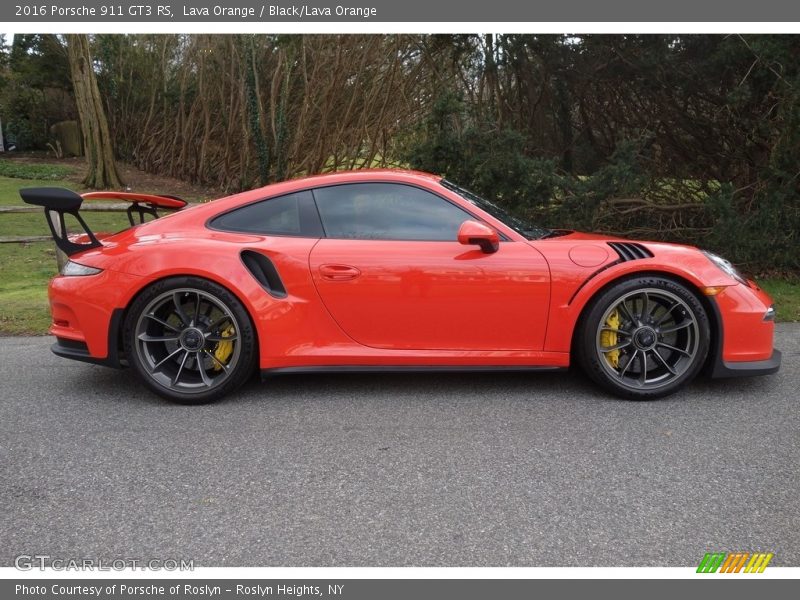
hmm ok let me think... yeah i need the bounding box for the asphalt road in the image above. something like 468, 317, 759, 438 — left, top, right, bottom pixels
1, 325, 798, 567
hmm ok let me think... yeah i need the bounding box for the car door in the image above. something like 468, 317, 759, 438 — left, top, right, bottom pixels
308, 182, 550, 351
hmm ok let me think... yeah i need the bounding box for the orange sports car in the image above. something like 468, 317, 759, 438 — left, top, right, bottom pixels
21, 170, 780, 404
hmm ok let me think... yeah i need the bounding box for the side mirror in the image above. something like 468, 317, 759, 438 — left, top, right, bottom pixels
457, 220, 500, 254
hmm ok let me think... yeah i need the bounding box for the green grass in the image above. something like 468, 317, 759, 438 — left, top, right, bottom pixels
0, 174, 72, 334
0, 161, 74, 180
760, 279, 800, 322
0, 243, 58, 334
0, 173, 80, 206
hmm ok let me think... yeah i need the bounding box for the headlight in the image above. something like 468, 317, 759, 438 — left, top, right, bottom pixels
60, 260, 103, 276
701, 251, 747, 284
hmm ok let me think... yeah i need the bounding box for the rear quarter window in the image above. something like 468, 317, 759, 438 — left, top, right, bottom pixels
209, 190, 323, 237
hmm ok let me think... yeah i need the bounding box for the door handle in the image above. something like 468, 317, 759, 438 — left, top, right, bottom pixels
319, 264, 362, 281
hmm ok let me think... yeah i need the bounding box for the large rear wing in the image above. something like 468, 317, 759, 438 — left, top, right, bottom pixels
19, 187, 188, 256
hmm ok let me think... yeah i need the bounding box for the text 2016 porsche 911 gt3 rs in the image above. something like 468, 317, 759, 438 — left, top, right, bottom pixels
21, 170, 780, 404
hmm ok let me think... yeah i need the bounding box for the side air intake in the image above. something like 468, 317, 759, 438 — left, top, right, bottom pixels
607, 242, 653, 262
240, 250, 287, 298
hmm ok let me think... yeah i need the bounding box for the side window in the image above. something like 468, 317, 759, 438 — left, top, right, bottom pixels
210, 190, 322, 237
313, 183, 473, 241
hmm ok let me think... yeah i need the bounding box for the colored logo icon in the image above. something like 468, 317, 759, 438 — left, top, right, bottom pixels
697, 552, 774, 573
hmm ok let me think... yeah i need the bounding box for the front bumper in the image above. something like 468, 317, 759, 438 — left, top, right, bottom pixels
711, 349, 782, 378
708, 281, 781, 379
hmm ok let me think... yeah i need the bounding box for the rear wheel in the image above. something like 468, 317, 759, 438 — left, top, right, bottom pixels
577, 276, 710, 399
123, 277, 256, 404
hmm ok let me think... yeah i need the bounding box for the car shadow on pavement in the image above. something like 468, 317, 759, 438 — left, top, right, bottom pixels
59, 359, 784, 410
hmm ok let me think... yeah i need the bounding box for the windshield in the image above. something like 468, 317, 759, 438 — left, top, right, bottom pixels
441, 180, 551, 240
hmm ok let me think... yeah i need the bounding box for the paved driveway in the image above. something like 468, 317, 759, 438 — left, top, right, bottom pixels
1, 325, 797, 566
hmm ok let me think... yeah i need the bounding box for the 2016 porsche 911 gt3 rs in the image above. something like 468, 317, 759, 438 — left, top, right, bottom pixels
21, 170, 781, 404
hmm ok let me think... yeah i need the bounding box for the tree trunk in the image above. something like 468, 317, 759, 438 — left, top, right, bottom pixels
66, 34, 124, 189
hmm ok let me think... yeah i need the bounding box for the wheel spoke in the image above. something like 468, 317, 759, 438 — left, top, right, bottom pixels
657, 342, 691, 357
639, 351, 648, 385
205, 333, 239, 343
204, 349, 230, 372
655, 300, 679, 326
206, 314, 232, 332
145, 314, 180, 332
172, 292, 191, 327
152, 346, 184, 370
640, 291, 650, 321
600, 326, 632, 336
659, 321, 693, 334
197, 360, 213, 387
191, 292, 202, 326
172, 350, 190, 385
651, 349, 678, 375
599, 340, 632, 353
138, 333, 180, 343
617, 300, 637, 325
619, 349, 638, 378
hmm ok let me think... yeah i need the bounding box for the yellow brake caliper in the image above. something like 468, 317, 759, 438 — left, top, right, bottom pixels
600, 309, 621, 369
212, 324, 236, 371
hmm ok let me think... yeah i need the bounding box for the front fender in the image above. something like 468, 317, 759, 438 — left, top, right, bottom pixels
542, 243, 738, 353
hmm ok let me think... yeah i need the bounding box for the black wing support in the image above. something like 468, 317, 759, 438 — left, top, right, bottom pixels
19, 187, 102, 256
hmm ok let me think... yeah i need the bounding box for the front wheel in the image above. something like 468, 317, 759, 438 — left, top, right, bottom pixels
577, 276, 710, 400
123, 277, 257, 404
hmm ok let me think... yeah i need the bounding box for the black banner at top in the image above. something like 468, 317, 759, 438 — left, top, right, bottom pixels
4, 0, 800, 23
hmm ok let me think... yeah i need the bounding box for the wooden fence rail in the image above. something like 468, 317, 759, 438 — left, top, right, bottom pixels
0, 235, 52, 243
1, 202, 197, 271
0, 202, 146, 214
0, 203, 135, 246
0, 202, 196, 245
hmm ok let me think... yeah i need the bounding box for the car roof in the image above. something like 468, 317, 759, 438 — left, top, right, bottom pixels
207, 169, 443, 209
280, 169, 442, 188
135, 169, 446, 233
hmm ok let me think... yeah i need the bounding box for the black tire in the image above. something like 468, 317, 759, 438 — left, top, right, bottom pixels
576, 276, 710, 400
123, 276, 257, 404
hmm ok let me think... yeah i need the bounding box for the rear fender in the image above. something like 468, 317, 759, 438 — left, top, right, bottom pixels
107, 237, 353, 369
